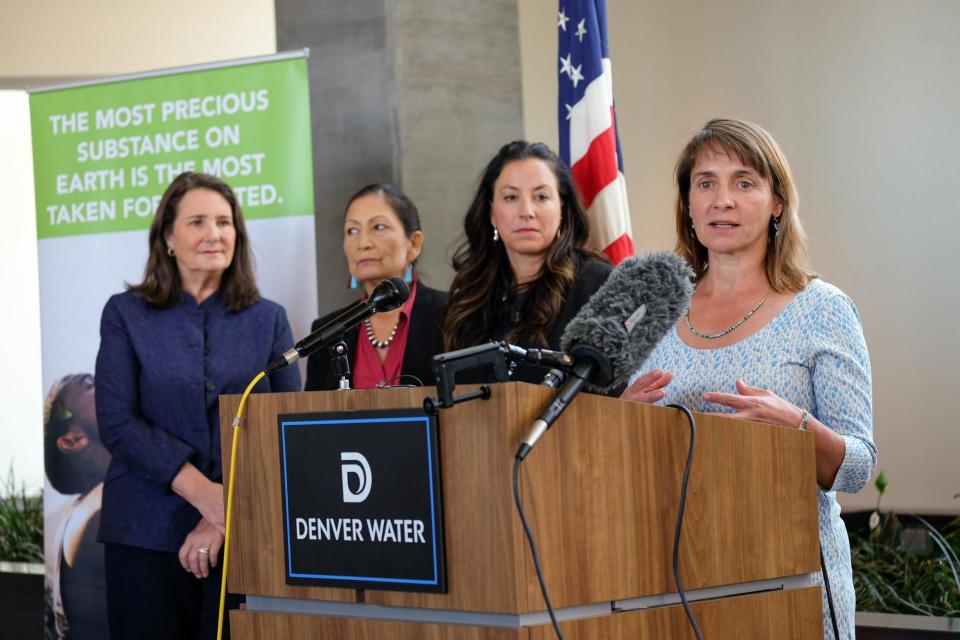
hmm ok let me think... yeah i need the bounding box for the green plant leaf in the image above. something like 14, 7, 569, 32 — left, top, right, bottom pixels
875, 471, 888, 496
851, 510, 960, 616
0, 465, 43, 563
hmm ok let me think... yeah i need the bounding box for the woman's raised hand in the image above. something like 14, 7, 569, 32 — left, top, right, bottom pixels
621, 369, 673, 404
702, 379, 804, 428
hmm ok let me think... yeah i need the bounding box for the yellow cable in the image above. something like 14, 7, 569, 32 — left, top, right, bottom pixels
217, 370, 265, 640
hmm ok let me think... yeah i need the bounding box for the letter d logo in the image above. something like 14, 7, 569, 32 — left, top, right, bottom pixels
340, 452, 372, 503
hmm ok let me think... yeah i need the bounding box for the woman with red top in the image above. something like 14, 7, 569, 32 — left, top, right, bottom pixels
304, 183, 448, 390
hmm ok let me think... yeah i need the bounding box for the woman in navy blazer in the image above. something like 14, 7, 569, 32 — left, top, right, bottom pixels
304, 184, 447, 391
94, 172, 300, 640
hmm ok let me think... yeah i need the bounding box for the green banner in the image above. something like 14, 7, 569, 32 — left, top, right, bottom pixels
30, 55, 314, 238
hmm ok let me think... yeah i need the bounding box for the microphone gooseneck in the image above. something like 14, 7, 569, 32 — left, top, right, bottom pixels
266, 277, 410, 375
517, 357, 596, 460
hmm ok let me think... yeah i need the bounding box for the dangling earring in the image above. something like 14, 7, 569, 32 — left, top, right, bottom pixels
771, 216, 781, 236
403, 265, 413, 283
349, 276, 359, 289
493, 226, 499, 242
166, 246, 175, 257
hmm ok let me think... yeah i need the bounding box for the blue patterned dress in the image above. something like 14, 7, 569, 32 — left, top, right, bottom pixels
632, 278, 875, 640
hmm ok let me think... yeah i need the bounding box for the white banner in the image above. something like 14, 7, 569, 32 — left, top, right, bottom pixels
31, 52, 316, 639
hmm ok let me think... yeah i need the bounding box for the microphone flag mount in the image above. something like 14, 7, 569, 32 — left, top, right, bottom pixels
517, 253, 693, 459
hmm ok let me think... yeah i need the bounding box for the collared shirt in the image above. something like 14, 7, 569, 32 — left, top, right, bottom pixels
95, 289, 300, 552
352, 282, 418, 389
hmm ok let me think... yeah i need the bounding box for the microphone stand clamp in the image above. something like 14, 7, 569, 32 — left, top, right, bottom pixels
330, 339, 351, 391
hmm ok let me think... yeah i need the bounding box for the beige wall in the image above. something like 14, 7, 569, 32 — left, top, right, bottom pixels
0, 0, 276, 85
521, 0, 960, 514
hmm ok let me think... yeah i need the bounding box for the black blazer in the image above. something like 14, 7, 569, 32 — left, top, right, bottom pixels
455, 258, 614, 386
541, 258, 613, 350
303, 284, 448, 391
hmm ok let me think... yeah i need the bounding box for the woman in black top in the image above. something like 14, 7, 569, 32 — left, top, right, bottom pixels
443, 141, 612, 384
304, 184, 447, 390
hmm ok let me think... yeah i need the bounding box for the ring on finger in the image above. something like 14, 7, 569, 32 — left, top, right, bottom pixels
198, 548, 210, 555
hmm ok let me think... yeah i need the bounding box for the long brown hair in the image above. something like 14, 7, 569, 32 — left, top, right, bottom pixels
674, 118, 815, 292
443, 141, 601, 350
129, 172, 260, 311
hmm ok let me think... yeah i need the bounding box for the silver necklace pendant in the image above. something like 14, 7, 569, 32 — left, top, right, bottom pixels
364, 317, 398, 349
685, 295, 767, 340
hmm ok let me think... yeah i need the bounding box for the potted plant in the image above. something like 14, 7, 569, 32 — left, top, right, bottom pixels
848, 472, 960, 638
0, 466, 44, 638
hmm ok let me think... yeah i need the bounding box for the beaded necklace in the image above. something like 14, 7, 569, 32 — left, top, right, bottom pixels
685, 293, 767, 340
363, 317, 399, 349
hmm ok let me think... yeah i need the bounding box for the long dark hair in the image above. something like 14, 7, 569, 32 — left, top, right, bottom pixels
346, 183, 421, 234
443, 141, 600, 349
129, 172, 260, 311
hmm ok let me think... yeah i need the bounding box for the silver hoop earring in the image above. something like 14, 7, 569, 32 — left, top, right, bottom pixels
166, 246, 175, 257
493, 227, 499, 242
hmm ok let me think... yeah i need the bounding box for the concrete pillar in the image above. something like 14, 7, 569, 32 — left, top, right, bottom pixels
275, 0, 523, 312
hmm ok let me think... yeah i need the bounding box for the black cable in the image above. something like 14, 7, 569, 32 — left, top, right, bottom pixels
512, 403, 702, 640
819, 547, 841, 639
513, 457, 565, 640
666, 403, 703, 640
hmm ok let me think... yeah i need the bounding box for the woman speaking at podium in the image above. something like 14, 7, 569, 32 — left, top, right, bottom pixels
94, 172, 301, 639
304, 183, 448, 390
442, 141, 611, 383
623, 119, 875, 639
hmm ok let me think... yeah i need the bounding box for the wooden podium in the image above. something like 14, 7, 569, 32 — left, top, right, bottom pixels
220, 383, 824, 639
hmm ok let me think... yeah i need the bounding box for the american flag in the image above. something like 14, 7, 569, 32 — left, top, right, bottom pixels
558, 0, 634, 264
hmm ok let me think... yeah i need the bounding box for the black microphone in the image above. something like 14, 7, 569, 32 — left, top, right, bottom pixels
499, 343, 575, 370
516, 253, 693, 460
266, 277, 410, 374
